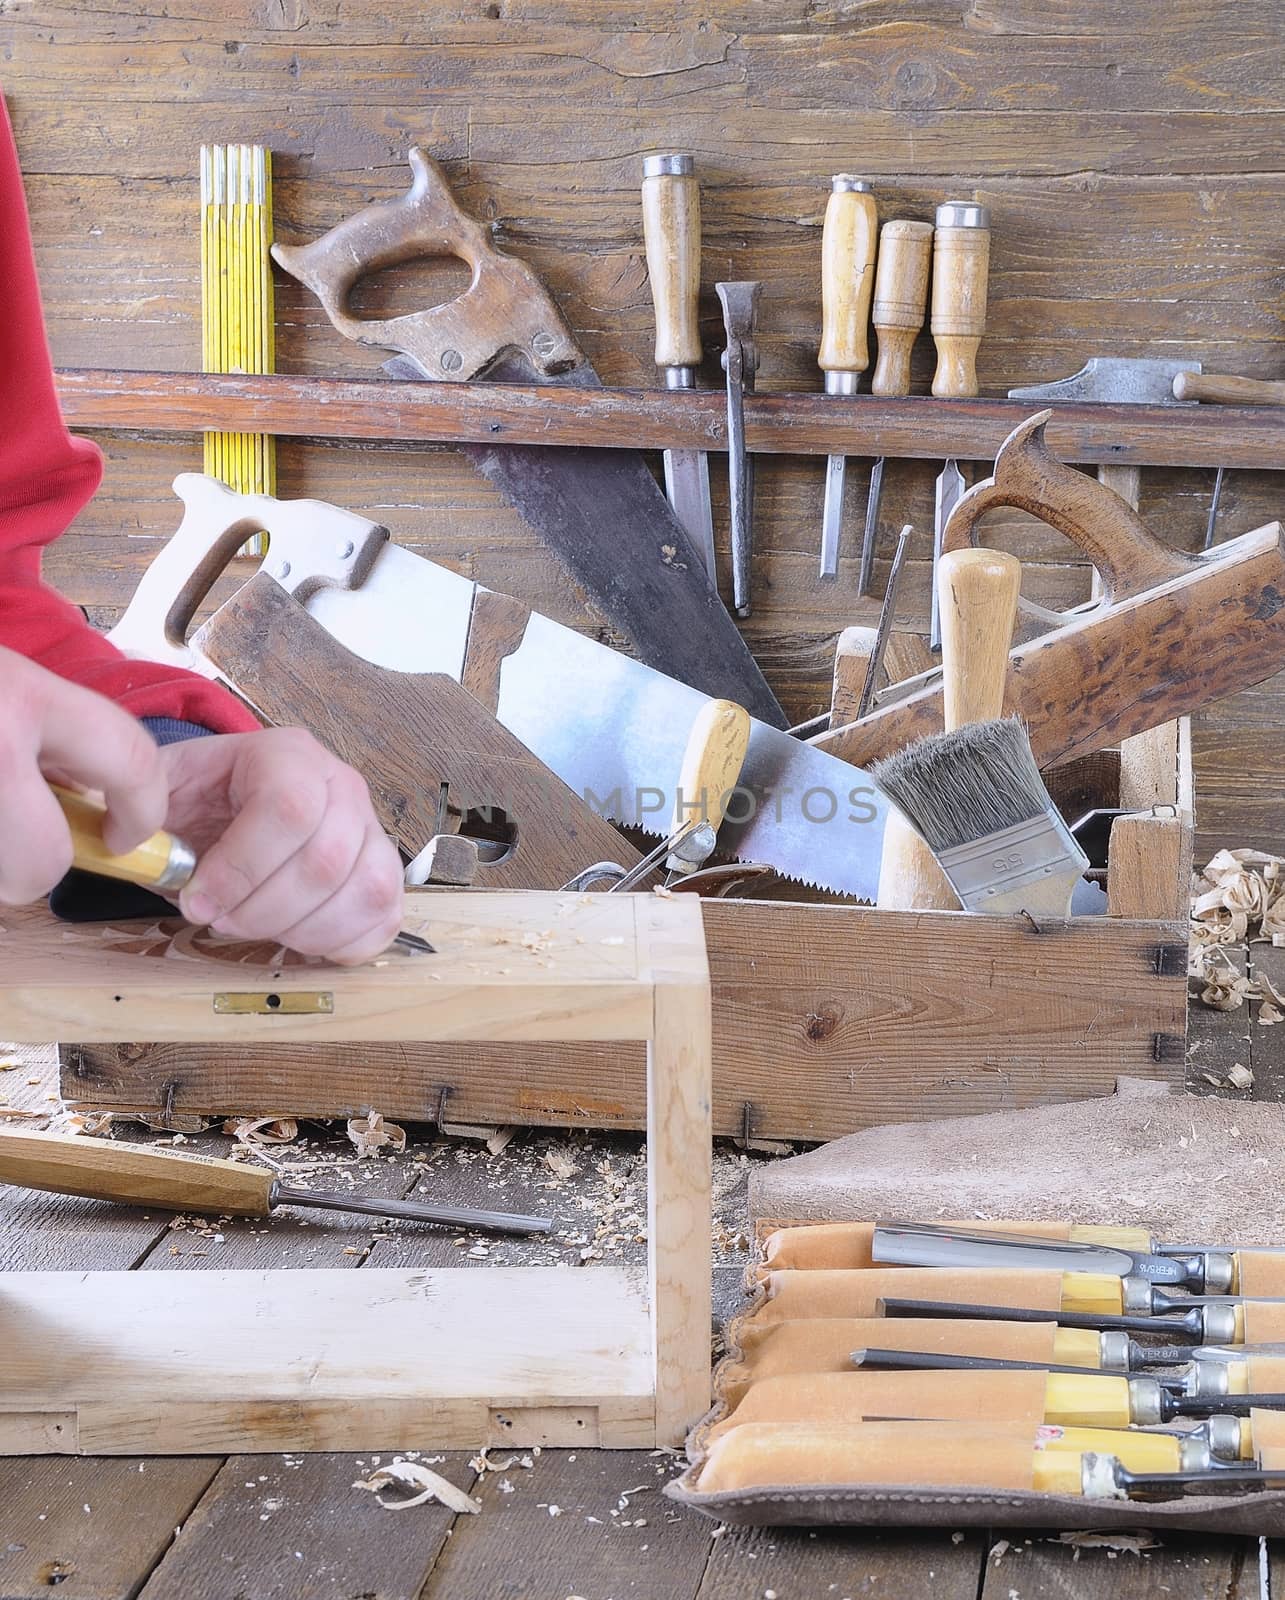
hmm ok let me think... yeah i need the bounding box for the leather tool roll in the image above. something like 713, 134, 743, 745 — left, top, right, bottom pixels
759, 1267, 1065, 1321
709, 1369, 1050, 1443
721, 1317, 1064, 1403
695, 1420, 1043, 1496
1243, 1304, 1285, 1341
1235, 1254, 1285, 1298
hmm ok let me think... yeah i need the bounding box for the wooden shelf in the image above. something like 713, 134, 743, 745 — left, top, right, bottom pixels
55, 368, 1285, 470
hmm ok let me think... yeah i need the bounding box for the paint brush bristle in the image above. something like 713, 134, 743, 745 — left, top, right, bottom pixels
872, 717, 1052, 853
871, 718, 1089, 916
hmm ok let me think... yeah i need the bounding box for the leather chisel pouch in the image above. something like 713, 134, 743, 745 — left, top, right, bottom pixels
666, 1217, 1285, 1534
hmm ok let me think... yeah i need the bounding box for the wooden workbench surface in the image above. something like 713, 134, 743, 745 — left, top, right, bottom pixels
2, 983, 1283, 1599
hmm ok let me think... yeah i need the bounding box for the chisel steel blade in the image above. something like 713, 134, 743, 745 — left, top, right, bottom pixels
929, 459, 965, 651
663, 446, 716, 579
873, 1223, 1191, 1285
857, 456, 885, 598
820, 453, 846, 578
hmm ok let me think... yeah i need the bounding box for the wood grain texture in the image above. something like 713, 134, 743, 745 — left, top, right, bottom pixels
62, 903, 1187, 1138
194, 571, 641, 889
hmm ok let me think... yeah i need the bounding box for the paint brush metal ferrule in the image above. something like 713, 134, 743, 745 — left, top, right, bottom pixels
936, 808, 1089, 913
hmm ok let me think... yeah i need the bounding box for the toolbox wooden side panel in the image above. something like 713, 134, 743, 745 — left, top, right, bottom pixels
63, 905, 1186, 1141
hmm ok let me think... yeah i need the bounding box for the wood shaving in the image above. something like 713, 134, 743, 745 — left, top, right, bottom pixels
1261, 1003, 1284, 1027
1056, 1530, 1159, 1554
543, 1149, 579, 1182
223, 1116, 300, 1146
57, 1111, 115, 1137
485, 1126, 517, 1157
346, 1112, 407, 1156
352, 1458, 480, 1514
1227, 1062, 1255, 1089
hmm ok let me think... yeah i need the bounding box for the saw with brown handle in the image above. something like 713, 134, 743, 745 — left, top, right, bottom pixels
814, 412, 1285, 772
193, 572, 640, 892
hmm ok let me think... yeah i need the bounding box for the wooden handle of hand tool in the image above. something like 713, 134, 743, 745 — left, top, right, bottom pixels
942, 411, 1197, 602
0, 1127, 275, 1216
1173, 370, 1285, 407
876, 547, 1019, 911
931, 203, 991, 398
1042, 1372, 1133, 1429
830, 626, 878, 728
51, 786, 196, 894
271, 146, 582, 382
871, 219, 934, 397
939, 547, 1022, 726
641, 155, 702, 371
818, 179, 878, 376
667, 698, 751, 874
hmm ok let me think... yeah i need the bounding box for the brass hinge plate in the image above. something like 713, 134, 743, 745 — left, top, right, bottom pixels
213, 991, 334, 1015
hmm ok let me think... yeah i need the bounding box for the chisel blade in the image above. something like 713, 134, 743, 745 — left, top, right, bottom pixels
929, 460, 965, 651
857, 456, 885, 598
873, 1222, 1192, 1286
663, 447, 716, 579
820, 453, 846, 578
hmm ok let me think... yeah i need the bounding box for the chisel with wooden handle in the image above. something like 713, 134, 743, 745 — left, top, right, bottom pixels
860, 218, 934, 595
51, 785, 433, 956
817, 175, 878, 580
878, 1293, 1285, 1347
691, 1418, 1242, 1498
0, 1127, 550, 1235
928, 200, 990, 650
875, 546, 1020, 911
641, 153, 715, 579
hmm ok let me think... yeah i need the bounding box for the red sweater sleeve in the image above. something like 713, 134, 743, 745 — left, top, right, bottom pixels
0, 101, 258, 733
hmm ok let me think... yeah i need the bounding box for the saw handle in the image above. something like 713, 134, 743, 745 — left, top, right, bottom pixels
1172, 371, 1285, 407
641, 154, 702, 373
108, 474, 388, 672
271, 147, 582, 383
667, 698, 751, 875
0, 1128, 275, 1216
942, 412, 1199, 603
818, 178, 878, 378
871, 219, 934, 397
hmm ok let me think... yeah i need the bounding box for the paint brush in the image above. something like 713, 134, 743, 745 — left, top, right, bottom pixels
871, 717, 1089, 916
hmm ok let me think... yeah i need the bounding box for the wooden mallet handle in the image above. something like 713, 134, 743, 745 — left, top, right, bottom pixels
0, 1127, 275, 1216
939, 547, 1022, 728
931, 201, 991, 399
818, 176, 878, 381
871, 219, 934, 398
641, 153, 702, 374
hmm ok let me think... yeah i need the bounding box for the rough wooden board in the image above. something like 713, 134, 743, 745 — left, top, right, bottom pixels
978, 1530, 1260, 1598
695, 1524, 987, 1598
1250, 943, 1285, 1104
0, 1186, 169, 1274
0, 1456, 218, 1600
418, 1448, 710, 1600
137, 1453, 478, 1600
62, 905, 1186, 1138
0, 1266, 655, 1453
1187, 944, 1253, 1098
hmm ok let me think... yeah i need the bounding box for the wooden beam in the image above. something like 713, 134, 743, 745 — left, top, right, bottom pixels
54, 370, 1285, 470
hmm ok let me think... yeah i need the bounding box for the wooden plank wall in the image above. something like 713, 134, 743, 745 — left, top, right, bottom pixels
4, 1, 1283, 857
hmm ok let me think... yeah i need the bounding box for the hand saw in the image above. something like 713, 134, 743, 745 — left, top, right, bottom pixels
817, 410, 1285, 771
268, 147, 785, 730
109, 475, 891, 899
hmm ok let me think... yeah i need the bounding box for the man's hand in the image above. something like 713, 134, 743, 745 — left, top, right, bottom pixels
165, 729, 404, 966
0, 644, 170, 902
0, 647, 404, 965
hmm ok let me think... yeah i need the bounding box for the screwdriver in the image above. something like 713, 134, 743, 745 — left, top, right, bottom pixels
817, 175, 878, 580
928, 200, 991, 649
0, 1127, 550, 1235
859, 219, 934, 596
52, 785, 433, 957
641, 153, 715, 579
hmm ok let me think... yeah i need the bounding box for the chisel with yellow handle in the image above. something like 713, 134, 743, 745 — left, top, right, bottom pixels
759, 1266, 1158, 1324
711, 1367, 1239, 1444
872, 1218, 1285, 1295
881, 1292, 1285, 1347
51, 785, 433, 955
0, 1126, 549, 1236
690, 1418, 1254, 1498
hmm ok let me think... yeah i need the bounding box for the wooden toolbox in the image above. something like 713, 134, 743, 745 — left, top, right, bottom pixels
59, 719, 1192, 1143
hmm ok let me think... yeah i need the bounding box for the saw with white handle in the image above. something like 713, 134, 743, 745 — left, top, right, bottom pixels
110, 475, 891, 898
